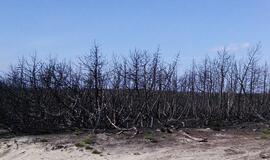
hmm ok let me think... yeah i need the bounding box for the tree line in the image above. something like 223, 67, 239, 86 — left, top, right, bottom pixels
0, 43, 269, 133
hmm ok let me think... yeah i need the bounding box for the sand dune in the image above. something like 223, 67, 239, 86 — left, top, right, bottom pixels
1, 128, 270, 160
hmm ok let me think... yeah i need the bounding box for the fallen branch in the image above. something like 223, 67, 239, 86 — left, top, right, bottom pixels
254, 112, 267, 122
106, 116, 138, 138
179, 130, 208, 142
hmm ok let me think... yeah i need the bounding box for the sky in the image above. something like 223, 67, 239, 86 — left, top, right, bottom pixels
0, 0, 270, 73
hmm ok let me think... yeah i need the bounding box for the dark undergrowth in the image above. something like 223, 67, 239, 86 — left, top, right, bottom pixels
0, 43, 270, 134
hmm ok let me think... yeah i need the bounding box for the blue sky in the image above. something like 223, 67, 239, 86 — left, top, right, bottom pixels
0, 0, 269, 72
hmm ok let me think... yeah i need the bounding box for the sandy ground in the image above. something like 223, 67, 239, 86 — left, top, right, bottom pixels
1, 126, 270, 160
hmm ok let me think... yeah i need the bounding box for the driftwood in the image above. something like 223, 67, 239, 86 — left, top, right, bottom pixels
179, 130, 208, 142
106, 116, 138, 138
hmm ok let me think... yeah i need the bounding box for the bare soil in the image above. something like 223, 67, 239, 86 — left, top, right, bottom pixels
1, 123, 270, 160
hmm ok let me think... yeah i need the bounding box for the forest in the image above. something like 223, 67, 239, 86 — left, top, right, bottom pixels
0, 43, 269, 133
